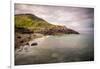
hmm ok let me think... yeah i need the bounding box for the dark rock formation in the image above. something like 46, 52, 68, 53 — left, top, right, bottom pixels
15, 27, 33, 34
36, 26, 79, 35
31, 43, 38, 46
26, 43, 30, 46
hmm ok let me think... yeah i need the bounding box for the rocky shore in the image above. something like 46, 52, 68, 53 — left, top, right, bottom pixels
15, 14, 80, 49
36, 25, 79, 35
15, 32, 44, 49
15, 27, 79, 49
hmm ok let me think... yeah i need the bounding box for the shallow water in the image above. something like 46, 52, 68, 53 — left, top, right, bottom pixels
15, 33, 94, 65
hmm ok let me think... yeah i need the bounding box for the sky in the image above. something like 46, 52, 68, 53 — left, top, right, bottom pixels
15, 3, 94, 33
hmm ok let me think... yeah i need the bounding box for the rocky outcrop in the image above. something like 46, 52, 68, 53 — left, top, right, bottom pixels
35, 25, 79, 35
15, 29, 43, 49
15, 27, 33, 34
31, 43, 38, 46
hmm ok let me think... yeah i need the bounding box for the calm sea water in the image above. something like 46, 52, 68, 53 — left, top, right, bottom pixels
15, 32, 94, 65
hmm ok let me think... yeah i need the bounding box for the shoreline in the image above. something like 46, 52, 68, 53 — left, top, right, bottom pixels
15, 33, 44, 49
15, 32, 80, 49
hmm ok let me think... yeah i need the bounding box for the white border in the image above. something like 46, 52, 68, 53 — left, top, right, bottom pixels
11, 0, 95, 69
10, 0, 14, 69
13, 0, 95, 8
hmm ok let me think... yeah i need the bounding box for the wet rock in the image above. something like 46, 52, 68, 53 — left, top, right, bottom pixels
31, 43, 38, 46
26, 43, 29, 45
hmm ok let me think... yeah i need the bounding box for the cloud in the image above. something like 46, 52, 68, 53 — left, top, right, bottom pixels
15, 3, 94, 33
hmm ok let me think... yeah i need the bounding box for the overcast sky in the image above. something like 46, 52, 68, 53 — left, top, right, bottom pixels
15, 3, 94, 33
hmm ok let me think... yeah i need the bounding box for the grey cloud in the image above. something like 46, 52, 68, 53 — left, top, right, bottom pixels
15, 3, 94, 33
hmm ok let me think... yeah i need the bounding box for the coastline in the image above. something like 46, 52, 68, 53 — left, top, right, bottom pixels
15, 33, 44, 49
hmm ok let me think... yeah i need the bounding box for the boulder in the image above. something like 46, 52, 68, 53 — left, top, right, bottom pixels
31, 43, 38, 46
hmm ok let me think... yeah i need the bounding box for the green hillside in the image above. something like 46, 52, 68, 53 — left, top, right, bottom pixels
15, 14, 54, 30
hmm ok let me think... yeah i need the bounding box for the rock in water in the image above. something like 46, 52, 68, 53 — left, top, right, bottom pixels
31, 43, 38, 46
26, 43, 29, 46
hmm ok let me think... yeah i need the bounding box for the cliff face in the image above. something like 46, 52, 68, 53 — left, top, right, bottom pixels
15, 14, 79, 48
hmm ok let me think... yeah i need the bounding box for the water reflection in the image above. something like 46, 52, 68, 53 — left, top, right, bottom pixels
15, 33, 94, 65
